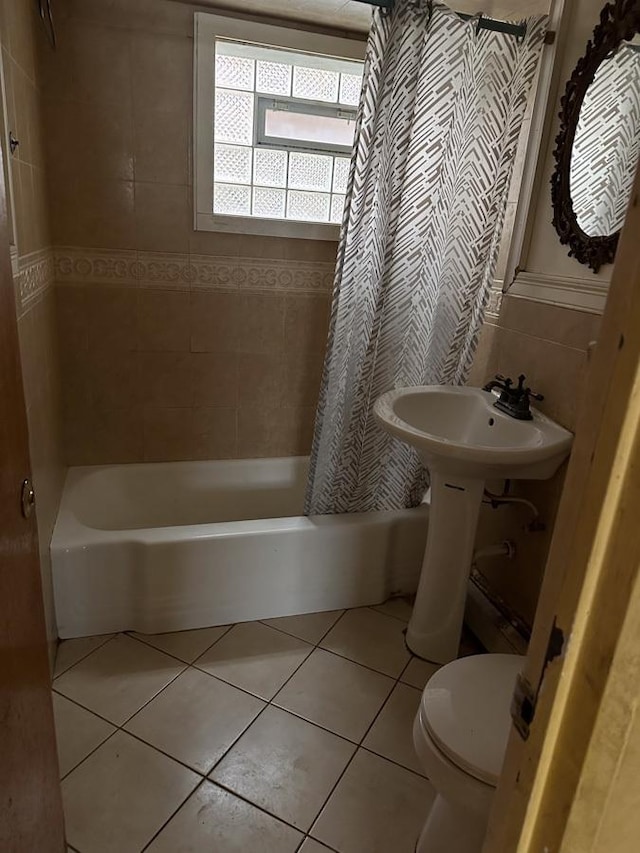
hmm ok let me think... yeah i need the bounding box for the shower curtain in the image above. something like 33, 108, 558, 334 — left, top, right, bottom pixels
305, 0, 546, 515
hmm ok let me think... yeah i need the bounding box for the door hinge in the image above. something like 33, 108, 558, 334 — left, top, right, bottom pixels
21, 478, 35, 519
511, 620, 565, 740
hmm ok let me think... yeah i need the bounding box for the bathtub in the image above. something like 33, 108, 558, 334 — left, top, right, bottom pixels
51, 457, 428, 638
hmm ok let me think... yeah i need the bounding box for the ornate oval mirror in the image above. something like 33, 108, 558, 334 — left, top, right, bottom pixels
551, 0, 640, 273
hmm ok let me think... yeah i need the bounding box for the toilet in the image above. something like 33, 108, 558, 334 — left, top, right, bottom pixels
413, 653, 523, 853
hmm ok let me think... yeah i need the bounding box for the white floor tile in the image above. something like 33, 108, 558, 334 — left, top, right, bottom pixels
54, 634, 185, 725
146, 781, 303, 852
299, 839, 335, 853
363, 683, 425, 775
124, 667, 264, 773
195, 621, 312, 700
320, 608, 411, 677
274, 648, 393, 742
128, 625, 230, 663
211, 706, 355, 831
53, 693, 115, 777
261, 610, 344, 644
370, 596, 414, 622
312, 749, 434, 853
54, 634, 114, 677
62, 730, 199, 853
400, 656, 441, 690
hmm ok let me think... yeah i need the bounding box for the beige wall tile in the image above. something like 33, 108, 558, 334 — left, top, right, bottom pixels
70, 21, 132, 106
238, 406, 315, 458
85, 286, 137, 352
467, 295, 597, 630
138, 352, 193, 408
56, 285, 88, 352
467, 322, 497, 388
284, 295, 331, 353
47, 172, 81, 246
192, 407, 237, 459
88, 349, 139, 409
282, 355, 324, 408
92, 406, 145, 463
130, 31, 192, 116
189, 230, 242, 257
190, 291, 241, 354
74, 100, 135, 183
135, 182, 190, 253
43, 97, 80, 189
74, 178, 137, 249
65, 0, 193, 35
487, 326, 587, 431
133, 107, 190, 186
236, 293, 285, 355
58, 346, 91, 411
239, 235, 294, 261
237, 353, 286, 410
283, 239, 339, 263
35, 19, 74, 98
42, 8, 336, 473
137, 290, 190, 352
143, 406, 192, 462
191, 353, 238, 408
3, 0, 36, 81
498, 295, 601, 350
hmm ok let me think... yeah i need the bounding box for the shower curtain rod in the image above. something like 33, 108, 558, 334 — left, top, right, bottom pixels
353, 1, 527, 39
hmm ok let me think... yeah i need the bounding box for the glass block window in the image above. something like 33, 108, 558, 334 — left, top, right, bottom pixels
211, 38, 363, 224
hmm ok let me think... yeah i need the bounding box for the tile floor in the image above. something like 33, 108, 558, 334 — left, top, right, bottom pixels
53, 599, 482, 853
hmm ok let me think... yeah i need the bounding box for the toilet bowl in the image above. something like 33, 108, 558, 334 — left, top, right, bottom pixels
413, 653, 523, 853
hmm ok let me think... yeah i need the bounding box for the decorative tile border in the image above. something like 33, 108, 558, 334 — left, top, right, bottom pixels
54, 247, 335, 294
14, 247, 56, 317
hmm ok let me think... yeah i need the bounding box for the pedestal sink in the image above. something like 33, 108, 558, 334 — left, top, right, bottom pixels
374, 386, 573, 664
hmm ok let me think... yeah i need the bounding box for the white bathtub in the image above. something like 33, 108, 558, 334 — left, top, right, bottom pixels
51, 457, 428, 638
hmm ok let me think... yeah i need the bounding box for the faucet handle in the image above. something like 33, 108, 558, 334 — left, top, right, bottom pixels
515, 374, 544, 402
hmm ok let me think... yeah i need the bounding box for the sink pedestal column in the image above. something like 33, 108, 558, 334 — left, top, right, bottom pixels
406, 470, 484, 664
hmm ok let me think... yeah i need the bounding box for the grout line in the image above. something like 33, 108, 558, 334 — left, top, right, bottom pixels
368, 603, 413, 624
358, 745, 428, 782
56, 606, 434, 850
57, 722, 120, 784
257, 608, 346, 645
125, 622, 235, 666
139, 778, 209, 853
315, 644, 407, 680
53, 632, 116, 678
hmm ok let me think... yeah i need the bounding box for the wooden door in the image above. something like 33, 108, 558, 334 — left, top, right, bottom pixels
483, 164, 640, 850
0, 136, 65, 847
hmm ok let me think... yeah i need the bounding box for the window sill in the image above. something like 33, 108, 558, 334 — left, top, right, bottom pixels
195, 213, 341, 241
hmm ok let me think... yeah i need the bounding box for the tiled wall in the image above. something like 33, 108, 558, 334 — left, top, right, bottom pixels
56, 250, 331, 463
469, 295, 601, 627
1, 0, 64, 658
465, 0, 612, 628
42, 0, 342, 465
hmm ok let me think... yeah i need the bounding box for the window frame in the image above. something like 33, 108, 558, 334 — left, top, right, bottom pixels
255, 96, 358, 156
193, 12, 366, 240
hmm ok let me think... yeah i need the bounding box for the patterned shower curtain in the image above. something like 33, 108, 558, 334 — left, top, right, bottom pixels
305, 0, 546, 515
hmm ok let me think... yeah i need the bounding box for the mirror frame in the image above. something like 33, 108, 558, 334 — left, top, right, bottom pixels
551, 0, 640, 273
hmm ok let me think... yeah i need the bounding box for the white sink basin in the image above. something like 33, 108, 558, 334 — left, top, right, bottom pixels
374, 385, 573, 481
374, 385, 573, 664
